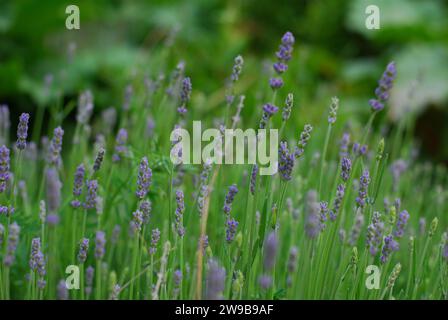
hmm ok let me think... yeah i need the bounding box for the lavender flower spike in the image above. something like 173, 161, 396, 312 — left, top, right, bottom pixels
259, 103, 279, 129
263, 231, 278, 271
0, 145, 10, 193
278, 141, 295, 181
380, 235, 399, 264
149, 228, 161, 255
394, 210, 410, 238
78, 238, 89, 263
282, 93, 294, 122
366, 212, 385, 256
95, 231, 106, 260
330, 184, 345, 221
83, 180, 98, 210
175, 190, 185, 237
57, 280, 69, 300
136, 157, 152, 200
369, 61, 397, 112
71, 164, 85, 208
226, 218, 239, 243
328, 97, 339, 124
305, 190, 320, 239
112, 129, 128, 162
250, 164, 258, 196
77, 90, 94, 125
355, 170, 370, 208
46, 167, 62, 213
93, 147, 105, 172
340, 157, 352, 182
178, 77, 192, 114
16, 113, 30, 150
49, 126, 64, 167
295, 124, 313, 159
223, 184, 238, 216
270, 31, 295, 90
206, 259, 226, 300
3, 222, 20, 266
230, 55, 244, 82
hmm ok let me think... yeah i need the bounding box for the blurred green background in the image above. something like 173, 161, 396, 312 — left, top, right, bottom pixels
1, 0, 448, 162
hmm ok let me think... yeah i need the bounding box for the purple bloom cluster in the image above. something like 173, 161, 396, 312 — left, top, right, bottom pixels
29, 237, 46, 287
206, 259, 226, 300
250, 164, 258, 196
178, 77, 192, 114
0, 145, 10, 193
369, 62, 397, 112
49, 127, 64, 167
339, 132, 350, 158
278, 141, 295, 181
129, 210, 143, 235
366, 212, 385, 256
149, 228, 160, 255
355, 170, 370, 208
270, 32, 295, 90
136, 157, 152, 200
305, 190, 320, 239
394, 210, 410, 238
77, 90, 94, 124
175, 190, 185, 237
93, 147, 105, 172
319, 201, 328, 231
46, 167, 62, 213
3, 222, 20, 266
84, 180, 98, 210
330, 184, 345, 221
0, 205, 14, 217
380, 235, 399, 264
225, 218, 238, 243
71, 164, 85, 208
139, 200, 152, 225
340, 157, 352, 182
349, 213, 365, 246
85, 266, 94, 296
78, 238, 89, 263
95, 231, 106, 260
57, 280, 69, 300
328, 97, 339, 124
259, 103, 279, 129
282, 93, 294, 122
295, 124, 313, 159
223, 184, 238, 216
112, 129, 128, 162
197, 160, 212, 216
230, 55, 244, 82
16, 113, 30, 150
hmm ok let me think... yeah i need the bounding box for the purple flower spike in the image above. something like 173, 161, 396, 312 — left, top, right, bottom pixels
46, 167, 62, 213
278, 141, 295, 181
339, 132, 350, 158
330, 184, 345, 221
305, 190, 320, 239
367, 212, 385, 256
263, 231, 278, 271
0, 145, 10, 193
3, 222, 20, 266
149, 228, 160, 255
16, 113, 30, 150
270, 31, 295, 90
223, 184, 238, 216
369, 62, 397, 112
341, 157, 352, 182
71, 164, 85, 208
380, 235, 399, 264
112, 129, 128, 162
175, 190, 185, 237
394, 210, 410, 238
206, 259, 226, 300
95, 231, 106, 260
355, 170, 370, 208
136, 157, 152, 200
250, 164, 258, 196
78, 238, 89, 263
259, 103, 279, 129
178, 77, 192, 114
57, 280, 69, 300
84, 180, 98, 210
225, 218, 239, 243
49, 127, 64, 167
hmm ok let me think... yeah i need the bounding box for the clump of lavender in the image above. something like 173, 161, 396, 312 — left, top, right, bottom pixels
173, 269, 182, 298
278, 141, 295, 181
199, 234, 209, 254
29, 238, 46, 288
394, 210, 410, 238
95, 231, 106, 260
295, 124, 313, 159
46, 167, 62, 213
3, 222, 20, 266
206, 259, 226, 300
250, 164, 258, 196
380, 235, 399, 264
175, 190, 185, 237
259, 103, 279, 129
71, 164, 85, 208
78, 238, 89, 264
369, 62, 397, 112
349, 213, 365, 246
355, 170, 370, 208
16, 113, 30, 150
282, 93, 293, 122
366, 212, 385, 256
339, 132, 350, 158
0, 205, 14, 217
225, 218, 239, 243
0, 145, 10, 193
178, 77, 192, 115
259, 232, 278, 290
340, 157, 352, 182
327, 97, 339, 124
83, 180, 98, 210
223, 184, 238, 216
305, 190, 320, 239
330, 184, 345, 221
149, 228, 161, 255
270, 31, 295, 90
93, 147, 105, 172
48, 127, 64, 167
112, 129, 128, 162
139, 200, 152, 225
352, 143, 368, 157
77, 90, 94, 124
136, 157, 152, 200
197, 159, 212, 216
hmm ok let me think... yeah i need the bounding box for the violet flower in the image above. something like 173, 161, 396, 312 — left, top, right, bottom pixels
223, 184, 238, 216
46, 167, 62, 213
94, 231, 106, 260
225, 218, 238, 243
136, 157, 152, 200
149, 228, 160, 255
175, 190, 185, 237
71, 164, 85, 208
278, 141, 295, 181
0, 145, 10, 193
355, 170, 370, 208
3, 222, 20, 266
369, 62, 397, 112
205, 259, 226, 300
16, 113, 30, 150
112, 129, 128, 162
